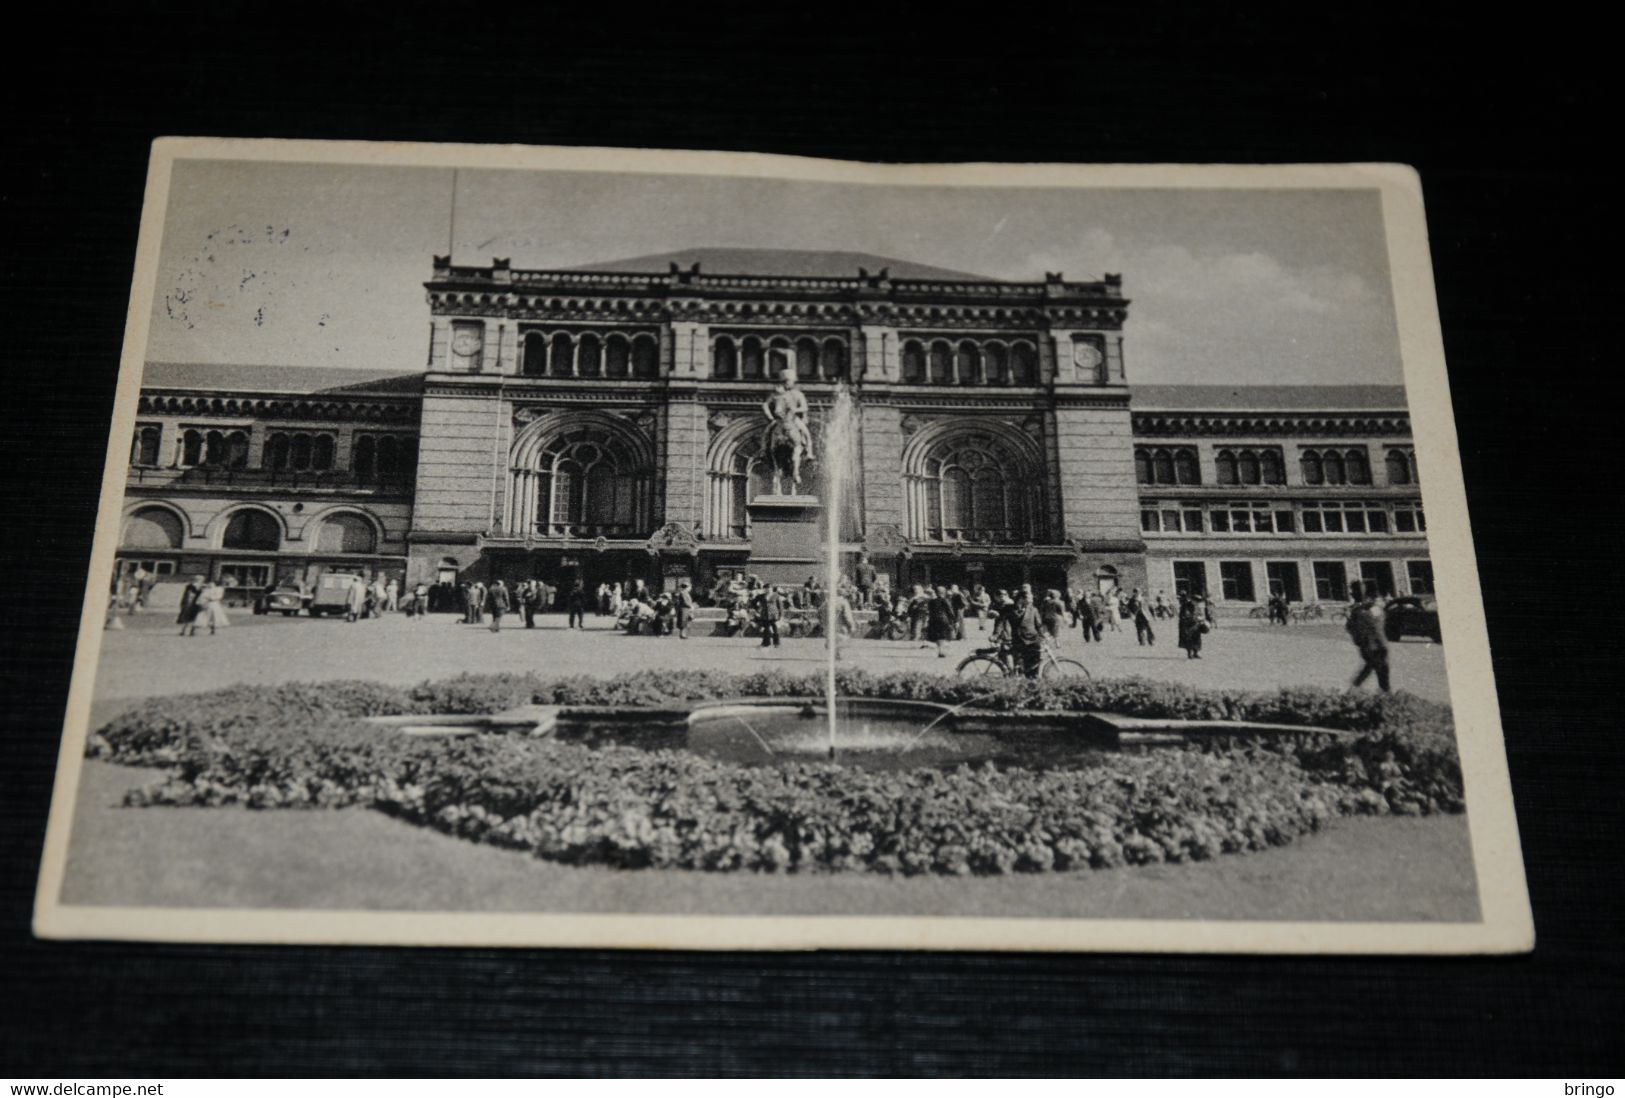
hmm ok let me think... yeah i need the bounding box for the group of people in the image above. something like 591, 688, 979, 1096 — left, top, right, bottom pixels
456, 578, 559, 631
614, 581, 699, 638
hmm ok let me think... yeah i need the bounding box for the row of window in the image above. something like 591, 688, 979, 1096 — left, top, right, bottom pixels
712, 334, 849, 381
1142, 499, 1426, 536
1170, 558, 1434, 602
131, 425, 417, 479
1135, 446, 1418, 487
120, 505, 380, 554
519, 330, 661, 379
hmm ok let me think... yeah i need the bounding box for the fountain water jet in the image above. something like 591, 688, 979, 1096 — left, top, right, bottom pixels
822, 383, 857, 759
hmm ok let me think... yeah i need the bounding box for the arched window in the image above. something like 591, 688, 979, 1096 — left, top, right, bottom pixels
353, 435, 376, 480
1345, 449, 1371, 485
376, 436, 401, 476
901, 341, 925, 383
122, 506, 183, 549
522, 332, 548, 376
549, 333, 573, 377
631, 335, 658, 378
741, 337, 765, 380
929, 341, 952, 384
312, 434, 335, 471
1324, 450, 1346, 485
821, 338, 846, 381
227, 431, 248, 468
290, 433, 312, 471
315, 513, 377, 554
1011, 342, 1038, 384
130, 425, 161, 466
984, 342, 1009, 385
1261, 449, 1284, 485
221, 509, 281, 551
181, 429, 203, 467
204, 430, 227, 465
265, 433, 290, 470
520, 424, 652, 536
1134, 448, 1152, 484
1238, 450, 1261, 485
605, 334, 630, 378
795, 338, 818, 381
910, 432, 1040, 543
1175, 449, 1200, 485
956, 341, 981, 385
577, 333, 602, 378
1153, 449, 1176, 484
712, 336, 737, 379
1301, 451, 1324, 485
1386, 449, 1412, 485
1216, 450, 1239, 485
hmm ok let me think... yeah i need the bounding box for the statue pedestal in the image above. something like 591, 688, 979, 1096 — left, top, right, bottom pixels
747, 495, 823, 585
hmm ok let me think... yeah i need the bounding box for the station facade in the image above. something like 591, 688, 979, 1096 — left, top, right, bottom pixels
116, 249, 1431, 613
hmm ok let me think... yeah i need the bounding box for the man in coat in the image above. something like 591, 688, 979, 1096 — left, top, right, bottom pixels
757, 585, 784, 648
1345, 583, 1391, 692
486, 579, 510, 632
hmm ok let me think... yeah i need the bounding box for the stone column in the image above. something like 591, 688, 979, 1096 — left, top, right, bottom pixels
661, 398, 707, 530
670, 321, 709, 379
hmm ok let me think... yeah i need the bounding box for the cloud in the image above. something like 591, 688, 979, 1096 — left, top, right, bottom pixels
1006, 231, 1395, 384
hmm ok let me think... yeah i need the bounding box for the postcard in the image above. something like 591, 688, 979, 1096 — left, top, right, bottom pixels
32, 139, 1532, 952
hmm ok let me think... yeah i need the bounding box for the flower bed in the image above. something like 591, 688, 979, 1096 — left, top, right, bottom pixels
93, 671, 1462, 875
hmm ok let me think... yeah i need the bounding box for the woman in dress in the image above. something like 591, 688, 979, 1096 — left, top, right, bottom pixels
1177, 594, 1204, 659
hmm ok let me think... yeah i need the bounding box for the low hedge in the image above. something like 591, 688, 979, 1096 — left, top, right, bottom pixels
127, 720, 1338, 873
96, 670, 1462, 874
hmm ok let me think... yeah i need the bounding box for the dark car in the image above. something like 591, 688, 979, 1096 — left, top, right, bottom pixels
265, 583, 311, 616
1383, 595, 1440, 642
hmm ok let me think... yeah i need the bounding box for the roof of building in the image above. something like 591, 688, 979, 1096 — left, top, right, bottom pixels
1130, 384, 1408, 412
140, 362, 425, 396
577, 247, 996, 282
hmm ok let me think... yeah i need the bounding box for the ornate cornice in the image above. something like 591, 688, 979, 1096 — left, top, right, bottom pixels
1132, 412, 1411, 438
137, 393, 417, 424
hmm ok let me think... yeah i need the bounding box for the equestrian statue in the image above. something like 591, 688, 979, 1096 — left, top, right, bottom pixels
760, 367, 816, 495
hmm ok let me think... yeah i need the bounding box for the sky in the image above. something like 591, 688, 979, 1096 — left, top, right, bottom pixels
148, 159, 1403, 386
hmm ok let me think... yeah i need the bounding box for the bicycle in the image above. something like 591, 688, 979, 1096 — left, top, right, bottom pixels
955, 637, 1090, 680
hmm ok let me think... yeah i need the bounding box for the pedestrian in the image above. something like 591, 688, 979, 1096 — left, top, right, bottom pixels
672, 580, 695, 639
176, 574, 206, 633
1103, 588, 1122, 632
384, 578, 399, 613
1002, 588, 1045, 678
926, 584, 954, 659
948, 583, 968, 640
907, 584, 930, 642
470, 581, 486, 625
186, 578, 229, 636
566, 580, 587, 630
345, 575, 367, 623
1177, 594, 1207, 659
411, 582, 429, 620
1075, 593, 1096, 643
486, 579, 509, 631
520, 581, 537, 628
757, 585, 783, 647
1129, 587, 1156, 646
1345, 583, 1391, 692
1040, 588, 1067, 639
1154, 590, 1171, 620
608, 582, 623, 617
854, 552, 877, 609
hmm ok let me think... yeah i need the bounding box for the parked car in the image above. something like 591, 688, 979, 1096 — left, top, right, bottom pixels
1383, 595, 1440, 642
308, 573, 361, 617
264, 583, 311, 617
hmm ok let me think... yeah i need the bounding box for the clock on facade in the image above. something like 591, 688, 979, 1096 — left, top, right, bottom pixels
1072, 340, 1103, 375
451, 328, 483, 358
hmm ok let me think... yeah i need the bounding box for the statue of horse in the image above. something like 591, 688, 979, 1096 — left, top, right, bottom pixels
762, 417, 814, 495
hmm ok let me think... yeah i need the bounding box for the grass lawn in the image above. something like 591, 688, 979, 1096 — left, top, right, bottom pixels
58, 761, 1481, 922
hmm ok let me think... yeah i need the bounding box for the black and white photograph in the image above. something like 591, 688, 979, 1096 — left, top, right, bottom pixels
30, 141, 1530, 953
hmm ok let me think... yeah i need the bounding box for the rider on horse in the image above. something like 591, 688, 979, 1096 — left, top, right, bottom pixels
761, 367, 815, 494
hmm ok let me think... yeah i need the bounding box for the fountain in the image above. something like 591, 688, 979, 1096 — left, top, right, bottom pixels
821, 382, 857, 759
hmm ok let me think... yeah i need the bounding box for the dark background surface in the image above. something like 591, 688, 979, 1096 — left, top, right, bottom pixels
2, 5, 1617, 1077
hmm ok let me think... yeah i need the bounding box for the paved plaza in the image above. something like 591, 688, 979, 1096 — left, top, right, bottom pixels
89, 608, 1453, 709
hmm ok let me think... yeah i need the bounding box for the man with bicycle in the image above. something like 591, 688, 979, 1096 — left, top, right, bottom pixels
999, 587, 1046, 679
